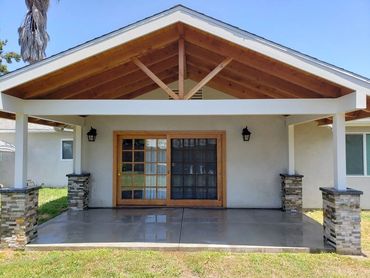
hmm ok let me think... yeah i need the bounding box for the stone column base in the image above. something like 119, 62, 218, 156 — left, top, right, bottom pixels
0, 186, 40, 249
67, 173, 90, 210
280, 174, 303, 213
320, 187, 363, 255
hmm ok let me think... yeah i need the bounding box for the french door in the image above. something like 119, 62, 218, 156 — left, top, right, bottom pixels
114, 131, 224, 207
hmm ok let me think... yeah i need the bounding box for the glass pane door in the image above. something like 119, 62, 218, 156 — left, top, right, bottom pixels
171, 138, 217, 200
120, 138, 167, 202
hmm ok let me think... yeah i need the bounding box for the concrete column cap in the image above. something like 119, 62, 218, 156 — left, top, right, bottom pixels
66, 173, 91, 178
280, 173, 304, 178
0, 186, 41, 193
319, 187, 363, 196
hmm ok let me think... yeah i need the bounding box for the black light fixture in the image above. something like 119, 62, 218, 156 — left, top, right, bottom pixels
242, 126, 252, 141
87, 127, 97, 142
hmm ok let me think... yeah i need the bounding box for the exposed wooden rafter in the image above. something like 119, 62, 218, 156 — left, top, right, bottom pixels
133, 57, 179, 100
185, 57, 233, 100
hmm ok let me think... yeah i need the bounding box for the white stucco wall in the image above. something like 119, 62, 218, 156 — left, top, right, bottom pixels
295, 122, 370, 209
83, 115, 288, 208
0, 132, 73, 187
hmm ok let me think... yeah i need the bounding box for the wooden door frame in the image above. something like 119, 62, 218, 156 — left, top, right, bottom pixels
112, 130, 226, 207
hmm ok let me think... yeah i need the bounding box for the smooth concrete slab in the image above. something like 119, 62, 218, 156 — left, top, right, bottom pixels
30, 208, 331, 252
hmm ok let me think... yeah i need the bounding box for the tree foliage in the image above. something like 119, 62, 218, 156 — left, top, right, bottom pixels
0, 40, 21, 75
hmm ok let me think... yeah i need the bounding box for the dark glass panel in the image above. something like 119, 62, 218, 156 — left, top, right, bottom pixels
134, 151, 144, 163
207, 188, 217, 199
171, 175, 183, 187
133, 163, 144, 174
184, 175, 195, 187
172, 139, 183, 149
206, 163, 217, 175
122, 139, 133, 150
208, 175, 217, 187
183, 188, 193, 199
196, 187, 207, 199
171, 187, 183, 199
133, 190, 144, 199
172, 163, 183, 174
171, 150, 183, 162
122, 163, 132, 173
134, 139, 145, 150
197, 175, 207, 187
206, 150, 216, 162
122, 190, 132, 199
122, 152, 133, 163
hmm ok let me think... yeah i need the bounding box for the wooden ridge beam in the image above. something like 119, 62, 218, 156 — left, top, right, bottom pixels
133, 57, 179, 100
178, 24, 185, 99
185, 57, 232, 100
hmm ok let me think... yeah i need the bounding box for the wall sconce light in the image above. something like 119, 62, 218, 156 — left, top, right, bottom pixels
242, 126, 251, 141
87, 127, 97, 142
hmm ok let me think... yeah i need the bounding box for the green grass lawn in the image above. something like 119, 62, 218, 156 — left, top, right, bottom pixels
38, 187, 68, 224
0, 189, 369, 277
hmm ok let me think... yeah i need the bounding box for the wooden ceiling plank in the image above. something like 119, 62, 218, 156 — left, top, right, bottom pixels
185, 57, 233, 100
186, 43, 322, 98
187, 55, 293, 98
187, 65, 269, 99
117, 75, 179, 99
96, 67, 178, 99
184, 26, 347, 97
133, 57, 179, 100
12, 25, 179, 98
65, 56, 178, 99
0, 111, 65, 127
36, 43, 178, 99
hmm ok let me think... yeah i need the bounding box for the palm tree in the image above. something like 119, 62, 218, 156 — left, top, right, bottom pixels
18, 0, 50, 64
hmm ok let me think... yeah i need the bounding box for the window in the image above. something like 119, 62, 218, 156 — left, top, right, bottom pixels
346, 133, 370, 176
61, 140, 73, 160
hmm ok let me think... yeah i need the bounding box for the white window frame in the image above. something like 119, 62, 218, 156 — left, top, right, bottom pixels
61, 139, 73, 161
346, 132, 369, 177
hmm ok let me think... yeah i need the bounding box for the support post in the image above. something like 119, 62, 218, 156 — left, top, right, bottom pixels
288, 125, 295, 175
14, 112, 28, 188
332, 112, 346, 191
73, 125, 82, 175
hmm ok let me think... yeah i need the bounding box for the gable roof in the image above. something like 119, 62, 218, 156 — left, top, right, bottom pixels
0, 5, 369, 99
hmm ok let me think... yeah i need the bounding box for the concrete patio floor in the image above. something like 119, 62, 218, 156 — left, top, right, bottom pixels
28, 208, 332, 252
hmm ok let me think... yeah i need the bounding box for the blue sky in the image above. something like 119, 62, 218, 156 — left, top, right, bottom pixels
0, 0, 370, 77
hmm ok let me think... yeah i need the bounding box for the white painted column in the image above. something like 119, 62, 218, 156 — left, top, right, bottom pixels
333, 113, 347, 191
73, 125, 82, 175
14, 113, 28, 188
288, 125, 295, 175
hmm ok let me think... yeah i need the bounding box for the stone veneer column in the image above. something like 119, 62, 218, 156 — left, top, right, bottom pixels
0, 186, 40, 249
280, 174, 303, 213
67, 173, 90, 210
320, 187, 363, 255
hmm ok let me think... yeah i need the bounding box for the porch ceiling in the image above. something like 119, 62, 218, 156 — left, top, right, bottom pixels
3, 23, 354, 101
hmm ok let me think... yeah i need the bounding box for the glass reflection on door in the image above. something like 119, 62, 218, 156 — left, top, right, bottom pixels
120, 138, 167, 201
171, 138, 217, 200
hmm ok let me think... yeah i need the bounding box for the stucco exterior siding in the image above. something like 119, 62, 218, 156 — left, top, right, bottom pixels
83, 115, 288, 208
0, 132, 73, 187
295, 122, 370, 209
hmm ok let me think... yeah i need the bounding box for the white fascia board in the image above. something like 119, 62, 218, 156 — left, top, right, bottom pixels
1, 6, 369, 93
19, 98, 363, 116
0, 11, 183, 92
0, 93, 23, 112
336, 91, 366, 112
175, 11, 370, 91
